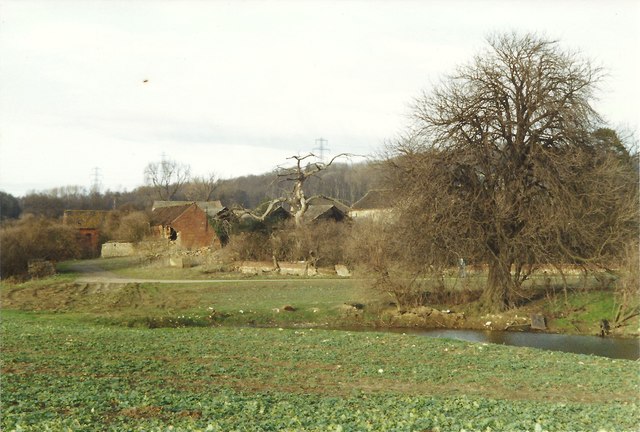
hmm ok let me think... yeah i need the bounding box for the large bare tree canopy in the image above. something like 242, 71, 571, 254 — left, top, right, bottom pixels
144, 158, 191, 200
389, 33, 639, 312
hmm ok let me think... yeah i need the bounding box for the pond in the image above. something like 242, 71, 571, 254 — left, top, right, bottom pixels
383, 328, 640, 360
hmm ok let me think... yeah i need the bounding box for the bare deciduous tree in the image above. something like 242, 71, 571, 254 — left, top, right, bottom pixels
144, 158, 191, 200
388, 33, 639, 311
185, 173, 218, 201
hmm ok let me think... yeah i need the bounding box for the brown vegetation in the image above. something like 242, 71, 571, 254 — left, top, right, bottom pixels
0, 216, 80, 278
383, 33, 638, 312
613, 241, 640, 329
102, 211, 150, 243
224, 219, 350, 269
144, 157, 191, 200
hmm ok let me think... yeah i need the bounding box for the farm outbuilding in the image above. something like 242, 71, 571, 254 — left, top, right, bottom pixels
303, 204, 348, 223
149, 203, 221, 250
304, 196, 351, 223
63, 210, 110, 257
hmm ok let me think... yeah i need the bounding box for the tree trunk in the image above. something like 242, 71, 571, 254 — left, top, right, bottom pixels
291, 180, 307, 228
481, 257, 512, 312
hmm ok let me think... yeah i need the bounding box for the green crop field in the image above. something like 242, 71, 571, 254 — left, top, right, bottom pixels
2, 259, 638, 430
2, 310, 638, 431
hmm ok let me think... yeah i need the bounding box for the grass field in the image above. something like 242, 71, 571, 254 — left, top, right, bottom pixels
2, 310, 638, 431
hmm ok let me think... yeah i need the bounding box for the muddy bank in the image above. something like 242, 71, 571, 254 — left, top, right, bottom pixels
335, 303, 638, 339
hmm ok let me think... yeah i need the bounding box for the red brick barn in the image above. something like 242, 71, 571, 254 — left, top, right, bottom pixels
150, 203, 220, 249
63, 210, 110, 257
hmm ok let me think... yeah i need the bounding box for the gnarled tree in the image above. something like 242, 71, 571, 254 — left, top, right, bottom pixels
388, 33, 639, 311
246, 153, 355, 227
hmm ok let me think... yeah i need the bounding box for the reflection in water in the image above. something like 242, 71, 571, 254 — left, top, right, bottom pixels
399, 329, 640, 360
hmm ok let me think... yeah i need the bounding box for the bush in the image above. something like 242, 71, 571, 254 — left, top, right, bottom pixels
223, 232, 272, 262
101, 211, 149, 243
0, 216, 80, 278
114, 212, 149, 242
345, 219, 462, 309
223, 220, 351, 267
269, 220, 350, 267
299, 220, 350, 267
613, 241, 640, 328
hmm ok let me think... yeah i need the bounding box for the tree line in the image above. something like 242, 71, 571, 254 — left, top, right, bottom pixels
0, 161, 383, 221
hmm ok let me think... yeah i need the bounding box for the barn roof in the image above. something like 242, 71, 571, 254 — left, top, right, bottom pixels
306, 195, 351, 214
63, 210, 109, 229
351, 190, 394, 210
304, 204, 347, 222
152, 200, 226, 215
149, 204, 193, 226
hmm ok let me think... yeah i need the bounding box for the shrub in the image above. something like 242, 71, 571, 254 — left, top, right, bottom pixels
223, 232, 272, 262
299, 220, 350, 267
114, 211, 149, 242
613, 241, 640, 328
345, 219, 463, 309
0, 216, 80, 278
223, 220, 351, 267
101, 211, 150, 243
268, 220, 349, 266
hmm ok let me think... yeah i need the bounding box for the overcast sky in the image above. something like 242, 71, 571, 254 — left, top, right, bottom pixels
1, 0, 638, 197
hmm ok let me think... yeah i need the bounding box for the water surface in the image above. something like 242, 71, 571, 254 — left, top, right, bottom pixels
394, 328, 640, 360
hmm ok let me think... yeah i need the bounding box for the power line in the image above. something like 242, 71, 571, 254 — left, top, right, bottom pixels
91, 167, 102, 193
313, 137, 329, 162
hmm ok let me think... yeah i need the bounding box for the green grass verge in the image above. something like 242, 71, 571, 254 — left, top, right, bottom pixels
0, 277, 378, 328
3, 258, 637, 335
0, 259, 640, 336
1, 311, 638, 431
542, 291, 619, 332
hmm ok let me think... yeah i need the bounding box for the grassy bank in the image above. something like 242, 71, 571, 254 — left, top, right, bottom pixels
1, 276, 374, 328
2, 310, 638, 431
2, 259, 637, 337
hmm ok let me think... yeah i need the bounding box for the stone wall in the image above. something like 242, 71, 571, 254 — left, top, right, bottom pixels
101, 242, 136, 258
236, 261, 351, 277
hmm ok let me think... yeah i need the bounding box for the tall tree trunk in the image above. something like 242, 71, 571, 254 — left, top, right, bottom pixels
481, 256, 512, 312
291, 180, 307, 228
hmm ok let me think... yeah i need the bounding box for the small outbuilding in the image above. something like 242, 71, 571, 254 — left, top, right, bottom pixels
149, 203, 220, 249
304, 195, 351, 223
63, 210, 110, 257
303, 204, 349, 223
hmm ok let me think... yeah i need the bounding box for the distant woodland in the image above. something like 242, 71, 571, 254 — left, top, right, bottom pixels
1, 161, 385, 219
